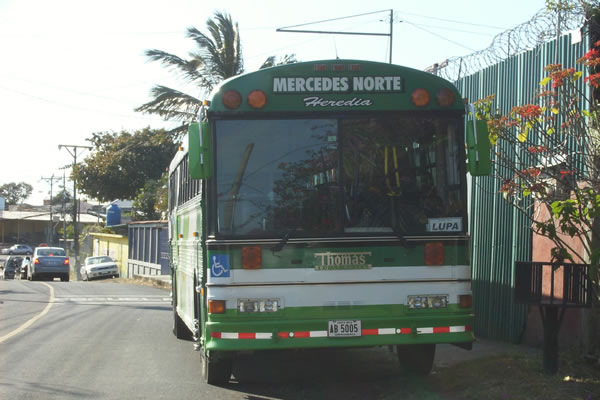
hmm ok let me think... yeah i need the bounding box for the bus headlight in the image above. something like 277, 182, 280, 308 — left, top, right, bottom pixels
238, 298, 280, 313
408, 295, 448, 309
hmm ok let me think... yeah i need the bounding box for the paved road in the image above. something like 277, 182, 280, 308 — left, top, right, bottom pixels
0, 278, 527, 399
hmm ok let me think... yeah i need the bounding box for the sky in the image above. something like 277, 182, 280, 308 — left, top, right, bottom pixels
0, 0, 550, 205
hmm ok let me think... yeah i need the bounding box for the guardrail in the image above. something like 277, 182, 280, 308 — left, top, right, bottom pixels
515, 261, 592, 307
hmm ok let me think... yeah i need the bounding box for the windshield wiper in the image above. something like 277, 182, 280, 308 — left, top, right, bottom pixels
271, 231, 292, 253
392, 228, 414, 247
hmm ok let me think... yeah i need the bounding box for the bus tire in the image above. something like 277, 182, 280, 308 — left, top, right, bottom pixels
201, 350, 232, 385
397, 344, 436, 376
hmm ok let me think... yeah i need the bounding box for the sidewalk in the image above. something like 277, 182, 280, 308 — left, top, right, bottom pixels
129, 274, 171, 289
435, 337, 539, 368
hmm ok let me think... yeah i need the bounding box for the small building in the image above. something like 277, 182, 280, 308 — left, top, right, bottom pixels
127, 221, 168, 277
89, 232, 129, 277
0, 209, 98, 247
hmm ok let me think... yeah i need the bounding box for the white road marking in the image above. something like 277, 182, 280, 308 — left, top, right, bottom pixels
0, 282, 54, 344
53, 296, 170, 304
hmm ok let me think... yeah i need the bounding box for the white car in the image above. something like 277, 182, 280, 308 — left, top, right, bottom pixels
80, 256, 120, 281
1, 244, 33, 255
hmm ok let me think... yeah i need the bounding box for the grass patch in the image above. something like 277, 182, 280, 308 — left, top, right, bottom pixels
431, 352, 599, 400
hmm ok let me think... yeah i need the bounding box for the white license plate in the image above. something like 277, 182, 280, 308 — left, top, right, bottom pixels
328, 320, 361, 337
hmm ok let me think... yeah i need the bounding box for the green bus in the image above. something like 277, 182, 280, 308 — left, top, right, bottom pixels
168, 59, 489, 384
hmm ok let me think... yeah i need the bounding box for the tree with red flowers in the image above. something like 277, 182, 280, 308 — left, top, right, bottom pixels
474, 34, 600, 363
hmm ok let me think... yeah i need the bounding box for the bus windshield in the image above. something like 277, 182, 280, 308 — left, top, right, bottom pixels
215, 115, 465, 237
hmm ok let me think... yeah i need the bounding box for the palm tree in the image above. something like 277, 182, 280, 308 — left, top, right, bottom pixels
135, 11, 244, 137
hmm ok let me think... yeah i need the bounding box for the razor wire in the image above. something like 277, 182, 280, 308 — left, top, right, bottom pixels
428, 4, 590, 81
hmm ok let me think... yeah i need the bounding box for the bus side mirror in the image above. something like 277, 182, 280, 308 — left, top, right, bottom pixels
466, 119, 491, 176
189, 122, 213, 179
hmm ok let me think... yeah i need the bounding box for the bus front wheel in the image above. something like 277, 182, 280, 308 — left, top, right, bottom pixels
397, 344, 436, 375
201, 350, 232, 385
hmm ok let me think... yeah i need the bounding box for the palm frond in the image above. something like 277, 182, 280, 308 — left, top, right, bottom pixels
186, 11, 243, 80
135, 85, 201, 121
144, 49, 210, 87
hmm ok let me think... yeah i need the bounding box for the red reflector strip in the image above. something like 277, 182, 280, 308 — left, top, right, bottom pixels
211, 332, 271, 339
362, 328, 411, 335
417, 325, 471, 334
213, 328, 413, 340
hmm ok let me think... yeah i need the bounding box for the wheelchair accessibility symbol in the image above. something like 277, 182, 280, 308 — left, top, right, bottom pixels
210, 255, 230, 277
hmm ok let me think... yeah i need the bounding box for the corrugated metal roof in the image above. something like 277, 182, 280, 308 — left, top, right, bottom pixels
0, 210, 99, 223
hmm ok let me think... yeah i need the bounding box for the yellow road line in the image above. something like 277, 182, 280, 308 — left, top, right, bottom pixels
0, 282, 55, 344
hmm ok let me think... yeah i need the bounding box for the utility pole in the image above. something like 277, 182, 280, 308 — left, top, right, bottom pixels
277, 9, 395, 64
40, 175, 61, 245
58, 144, 92, 280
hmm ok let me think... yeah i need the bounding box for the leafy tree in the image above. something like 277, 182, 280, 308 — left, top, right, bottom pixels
0, 182, 33, 205
474, 34, 600, 356
132, 173, 168, 221
51, 189, 72, 207
73, 127, 177, 202
135, 11, 296, 137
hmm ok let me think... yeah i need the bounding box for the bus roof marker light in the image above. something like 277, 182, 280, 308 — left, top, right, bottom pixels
436, 87, 455, 107
411, 88, 431, 107
314, 64, 328, 71
248, 90, 267, 109
223, 90, 242, 109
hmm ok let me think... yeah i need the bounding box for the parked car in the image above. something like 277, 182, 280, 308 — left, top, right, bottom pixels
1, 256, 24, 279
1, 244, 33, 255
28, 247, 70, 282
80, 256, 120, 281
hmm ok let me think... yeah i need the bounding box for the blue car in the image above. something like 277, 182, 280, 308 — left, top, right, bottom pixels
28, 247, 70, 282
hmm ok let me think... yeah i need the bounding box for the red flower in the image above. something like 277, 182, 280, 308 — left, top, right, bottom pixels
582, 48, 599, 61
585, 73, 600, 88
512, 104, 543, 119
520, 168, 541, 178
559, 170, 575, 180
550, 67, 575, 88
527, 146, 548, 154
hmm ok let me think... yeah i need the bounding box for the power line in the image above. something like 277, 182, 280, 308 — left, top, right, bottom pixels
0, 84, 165, 122
277, 9, 394, 63
402, 20, 477, 52
394, 10, 511, 30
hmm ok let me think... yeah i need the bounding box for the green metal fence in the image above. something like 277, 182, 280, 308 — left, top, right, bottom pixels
455, 30, 591, 342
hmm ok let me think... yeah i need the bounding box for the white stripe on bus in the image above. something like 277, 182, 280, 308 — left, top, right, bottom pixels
210, 325, 471, 340
207, 281, 472, 309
